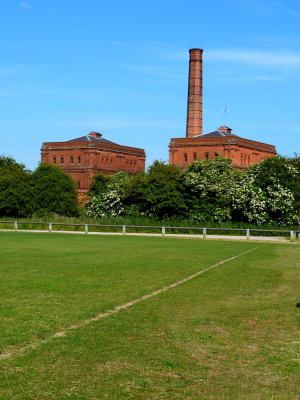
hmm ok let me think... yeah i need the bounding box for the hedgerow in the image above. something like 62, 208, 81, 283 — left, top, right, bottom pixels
86, 156, 300, 225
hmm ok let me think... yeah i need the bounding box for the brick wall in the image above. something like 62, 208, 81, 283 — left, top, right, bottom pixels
41, 139, 146, 193
169, 136, 276, 169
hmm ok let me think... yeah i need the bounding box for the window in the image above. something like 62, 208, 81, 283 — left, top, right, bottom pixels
184, 153, 188, 162
205, 152, 209, 160
78, 156, 81, 163
53, 156, 56, 164
61, 156, 64, 164
70, 156, 73, 164
193, 153, 197, 161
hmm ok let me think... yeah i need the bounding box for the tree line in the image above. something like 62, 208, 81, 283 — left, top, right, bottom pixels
0, 156, 78, 217
87, 156, 300, 225
0, 155, 299, 225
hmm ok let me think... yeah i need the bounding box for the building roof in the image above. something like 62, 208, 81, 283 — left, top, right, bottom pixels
67, 131, 118, 145
195, 126, 238, 138
170, 125, 276, 154
42, 131, 146, 156
196, 130, 238, 138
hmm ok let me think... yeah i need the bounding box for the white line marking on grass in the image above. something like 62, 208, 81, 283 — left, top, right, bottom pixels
0, 246, 261, 360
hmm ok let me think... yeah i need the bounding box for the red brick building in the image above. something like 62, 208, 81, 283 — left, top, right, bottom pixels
170, 125, 276, 169
169, 49, 276, 168
41, 131, 146, 200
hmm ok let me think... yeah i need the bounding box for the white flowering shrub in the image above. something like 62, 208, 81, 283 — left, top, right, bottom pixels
230, 158, 300, 225
86, 190, 125, 218
181, 158, 237, 222
230, 180, 268, 224
85, 172, 128, 218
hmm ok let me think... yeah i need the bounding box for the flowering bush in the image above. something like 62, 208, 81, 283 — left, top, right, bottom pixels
85, 172, 128, 218
230, 158, 300, 225
85, 157, 299, 225
181, 158, 237, 222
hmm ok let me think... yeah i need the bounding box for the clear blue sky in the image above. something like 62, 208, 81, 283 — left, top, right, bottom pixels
1, 0, 299, 170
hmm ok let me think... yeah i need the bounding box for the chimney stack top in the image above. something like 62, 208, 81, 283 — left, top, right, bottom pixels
189, 48, 203, 61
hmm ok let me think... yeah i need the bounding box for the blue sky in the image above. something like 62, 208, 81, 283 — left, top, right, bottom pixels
1, 0, 300, 170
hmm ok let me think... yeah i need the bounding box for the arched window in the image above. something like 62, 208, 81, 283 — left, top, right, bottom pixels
61, 156, 64, 164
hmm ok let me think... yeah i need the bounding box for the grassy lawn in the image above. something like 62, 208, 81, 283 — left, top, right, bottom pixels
0, 232, 299, 399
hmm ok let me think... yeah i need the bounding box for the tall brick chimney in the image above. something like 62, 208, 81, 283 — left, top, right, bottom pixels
186, 48, 203, 138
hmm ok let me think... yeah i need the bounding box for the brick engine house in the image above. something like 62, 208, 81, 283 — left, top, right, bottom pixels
41, 131, 146, 200
169, 49, 276, 169
41, 48, 276, 202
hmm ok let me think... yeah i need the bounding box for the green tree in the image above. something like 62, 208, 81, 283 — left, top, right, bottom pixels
31, 163, 79, 217
88, 173, 110, 197
0, 155, 24, 169
287, 155, 300, 211
124, 161, 186, 219
0, 155, 33, 217
248, 156, 299, 194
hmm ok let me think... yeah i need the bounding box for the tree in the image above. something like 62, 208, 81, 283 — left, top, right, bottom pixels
287, 155, 300, 212
84, 156, 299, 225
180, 158, 238, 222
248, 156, 299, 194
0, 155, 25, 169
231, 156, 300, 225
0, 155, 33, 217
31, 163, 79, 217
88, 173, 110, 197
124, 161, 186, 219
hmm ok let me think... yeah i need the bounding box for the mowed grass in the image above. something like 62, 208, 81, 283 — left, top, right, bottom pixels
0, 233, 299, 399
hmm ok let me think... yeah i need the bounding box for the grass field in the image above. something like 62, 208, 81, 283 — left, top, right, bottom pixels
0, 232, 299, 399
